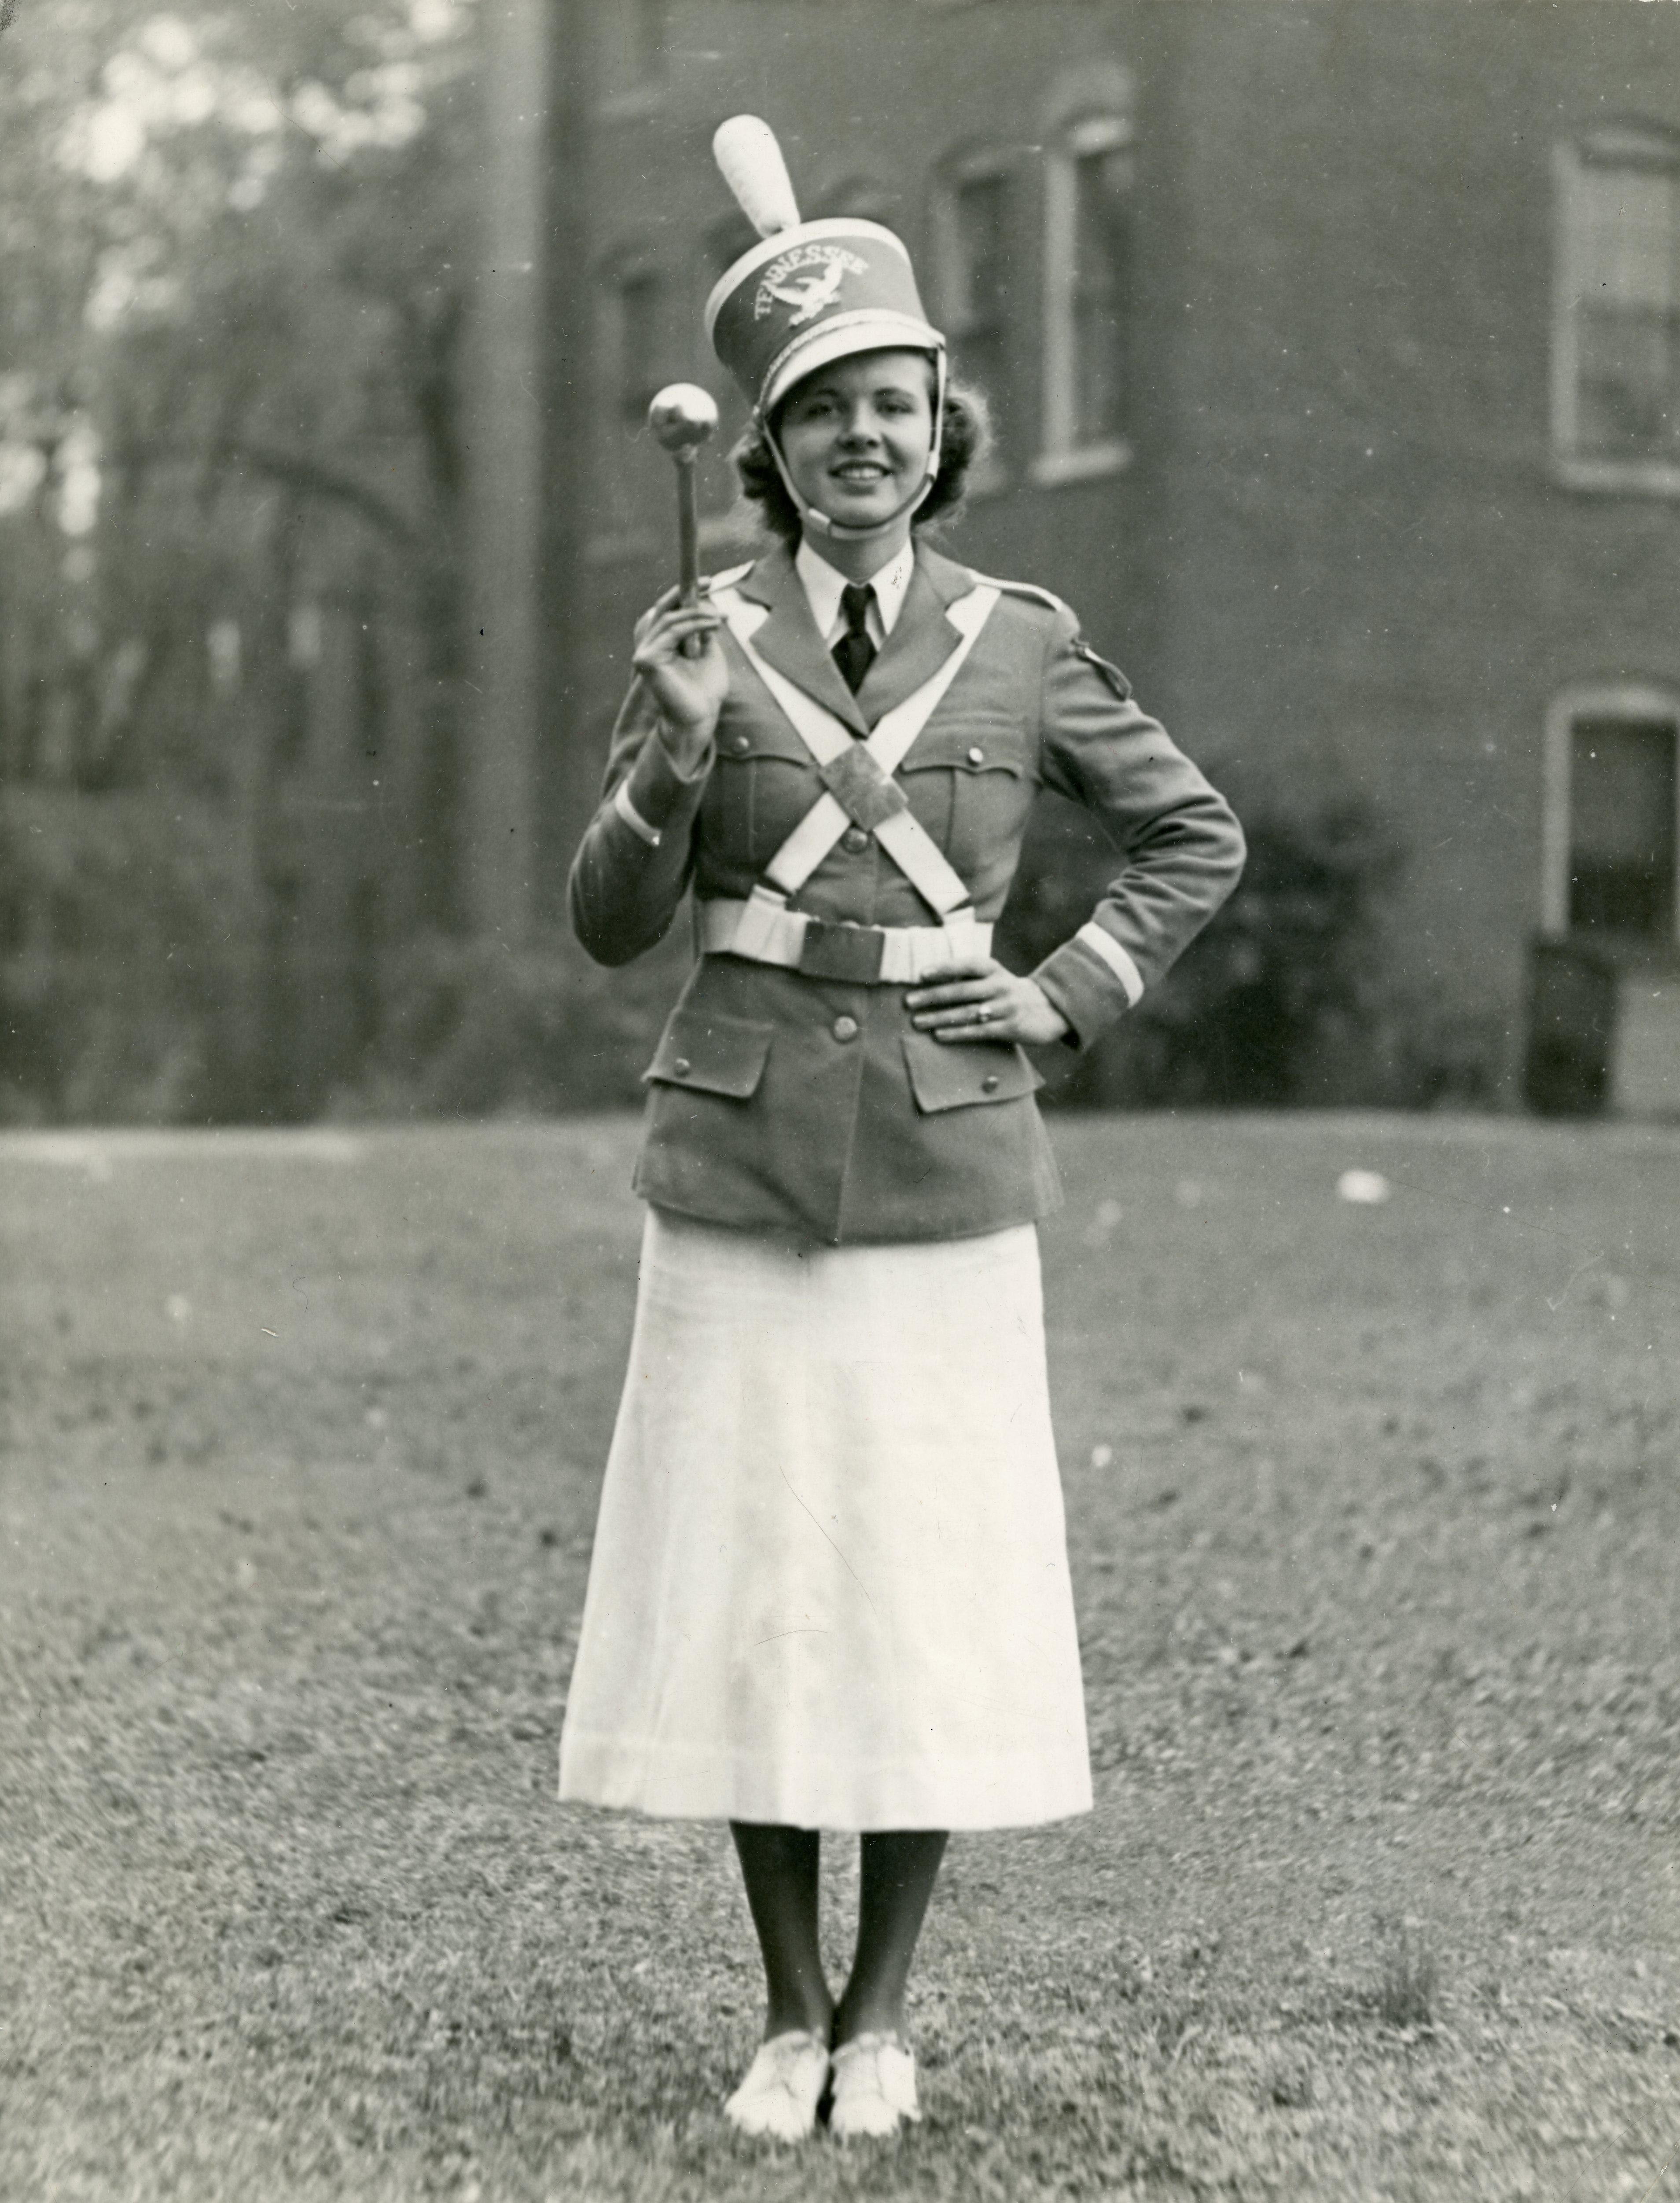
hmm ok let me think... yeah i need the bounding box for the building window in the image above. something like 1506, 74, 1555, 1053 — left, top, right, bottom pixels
934, 152, 1014, 470
1553, 126, 1680, 493
1035, 113, 1133, 486
1544, 686, 1680, 951
596, 259, 665, 536
613, 266, 663, 433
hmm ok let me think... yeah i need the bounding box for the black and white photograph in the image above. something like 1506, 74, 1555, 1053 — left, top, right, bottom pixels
2, 3, 1677, 2198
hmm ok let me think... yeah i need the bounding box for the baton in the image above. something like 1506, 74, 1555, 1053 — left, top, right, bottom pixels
648, 384, 720, 657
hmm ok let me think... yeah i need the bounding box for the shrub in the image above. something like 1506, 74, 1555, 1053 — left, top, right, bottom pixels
342, 923, 691, 1118
0, 789, 255, 1124
1371, 980, 1509, 1112
997, 789, 1404, 1107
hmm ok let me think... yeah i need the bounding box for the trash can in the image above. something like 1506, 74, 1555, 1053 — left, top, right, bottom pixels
1523, 938, 1617, 1117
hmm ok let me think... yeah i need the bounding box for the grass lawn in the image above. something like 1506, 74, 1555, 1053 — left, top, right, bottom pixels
2, 1111, 1677, 2203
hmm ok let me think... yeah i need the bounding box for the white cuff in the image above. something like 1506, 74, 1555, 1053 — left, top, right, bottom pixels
612, 778, 662, 847
1074, 921, 1144, 1006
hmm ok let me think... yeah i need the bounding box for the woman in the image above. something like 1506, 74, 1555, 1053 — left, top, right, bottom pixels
560, 132, 1245, 2143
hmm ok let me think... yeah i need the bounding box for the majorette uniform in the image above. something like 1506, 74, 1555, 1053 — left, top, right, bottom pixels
558, 120, 1245, 1831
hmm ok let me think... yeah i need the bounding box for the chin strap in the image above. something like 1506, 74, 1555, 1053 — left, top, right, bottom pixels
764, 349, 948, 543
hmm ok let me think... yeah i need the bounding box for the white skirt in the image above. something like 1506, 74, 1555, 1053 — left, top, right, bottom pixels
558, 1208, 1092, 1831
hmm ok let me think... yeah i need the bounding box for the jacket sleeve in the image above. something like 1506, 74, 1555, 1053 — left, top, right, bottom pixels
1029, 610, 1246, 1049
567, 676, 716, 967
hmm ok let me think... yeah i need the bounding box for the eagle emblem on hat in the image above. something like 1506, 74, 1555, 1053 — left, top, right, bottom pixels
766, 262, 844, 324
754, 243, 867, 324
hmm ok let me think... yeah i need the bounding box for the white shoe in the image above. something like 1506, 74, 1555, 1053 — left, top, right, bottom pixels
722, 2029, 831, 2143
827, 2031, 920, 2139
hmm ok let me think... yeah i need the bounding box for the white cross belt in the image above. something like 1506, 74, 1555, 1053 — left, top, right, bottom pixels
708, 582, 1000, 962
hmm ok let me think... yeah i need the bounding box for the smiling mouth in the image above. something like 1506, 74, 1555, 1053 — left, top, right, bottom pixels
831, 464, 890, 485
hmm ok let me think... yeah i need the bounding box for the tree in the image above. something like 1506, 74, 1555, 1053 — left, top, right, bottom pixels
0, 0, 480, 1117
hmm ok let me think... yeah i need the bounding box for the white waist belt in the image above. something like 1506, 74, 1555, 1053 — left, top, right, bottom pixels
698, 896, 992, 985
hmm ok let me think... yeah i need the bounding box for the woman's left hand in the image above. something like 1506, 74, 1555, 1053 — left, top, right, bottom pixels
905, 955, 1070, 1046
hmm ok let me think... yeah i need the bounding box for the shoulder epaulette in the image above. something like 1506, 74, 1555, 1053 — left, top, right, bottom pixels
969, 573, 1132, 697
967, 573, 1071, 619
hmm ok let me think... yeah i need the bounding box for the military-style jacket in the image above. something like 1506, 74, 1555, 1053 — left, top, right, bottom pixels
570, 540, 1245, 1245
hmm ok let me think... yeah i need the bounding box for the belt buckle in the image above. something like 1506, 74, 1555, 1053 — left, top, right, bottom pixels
797, 917, 886, 984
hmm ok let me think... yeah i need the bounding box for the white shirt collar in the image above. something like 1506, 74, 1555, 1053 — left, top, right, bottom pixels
795, 537, 915, 646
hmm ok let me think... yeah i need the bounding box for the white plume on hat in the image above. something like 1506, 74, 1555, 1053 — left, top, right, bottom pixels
712, 115, 802, 240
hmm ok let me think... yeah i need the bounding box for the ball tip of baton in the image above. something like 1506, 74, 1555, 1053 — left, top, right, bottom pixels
648, 384, 720, 452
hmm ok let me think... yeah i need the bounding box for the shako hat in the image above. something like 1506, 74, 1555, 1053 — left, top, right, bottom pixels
705, 117, 945, 420
703, 116, 947, 540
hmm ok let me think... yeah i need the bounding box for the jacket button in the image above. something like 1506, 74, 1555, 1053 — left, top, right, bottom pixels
842, 826, 870, 854
673, 1057, 691, 1077
731, 733, 751, 754
982, 1073, 1000, 1093
967, 745, 985, 765
831, 1015, 860, 1043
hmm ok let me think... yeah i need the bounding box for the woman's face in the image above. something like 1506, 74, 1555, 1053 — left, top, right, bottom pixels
775, 350, 936, 532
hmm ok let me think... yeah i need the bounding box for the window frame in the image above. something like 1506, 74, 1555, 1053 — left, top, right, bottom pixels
1542, 682, 1680, 951
610, 262, 664, 433
1033, 110, 1134, 488
590, 248, 666, 551
1551, 124, 1680, 498
931, 144, 1017, 491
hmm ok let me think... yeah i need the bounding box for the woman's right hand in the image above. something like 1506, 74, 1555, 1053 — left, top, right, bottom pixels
632, 587, 728, 769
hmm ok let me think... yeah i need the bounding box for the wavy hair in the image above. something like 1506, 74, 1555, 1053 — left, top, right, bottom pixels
732, 373, 994, 549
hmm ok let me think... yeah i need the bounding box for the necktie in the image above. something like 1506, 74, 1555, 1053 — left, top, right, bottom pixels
832, 583, 877, 694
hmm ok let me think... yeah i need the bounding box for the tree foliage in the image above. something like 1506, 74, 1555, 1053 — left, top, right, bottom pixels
2, 0, 475, 769
998, 790, 1406, 1109
0, 0, 478, 1116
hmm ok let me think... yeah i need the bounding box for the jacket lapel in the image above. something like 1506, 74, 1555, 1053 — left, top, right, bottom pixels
730, 542, 980, 741
733, 545, 868, 738
854, 547, 975, 731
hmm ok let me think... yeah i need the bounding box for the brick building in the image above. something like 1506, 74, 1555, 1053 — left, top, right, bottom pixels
467, 0, 1680, 1106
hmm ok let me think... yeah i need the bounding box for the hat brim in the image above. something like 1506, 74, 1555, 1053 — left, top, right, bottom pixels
761, 310, 945, 417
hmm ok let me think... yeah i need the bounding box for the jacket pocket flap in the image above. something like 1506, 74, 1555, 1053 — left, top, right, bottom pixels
713, 704, 816, 766
898, 724, 1031, 778
901, 1028, 1043, 1114
645, 1012, 774, 1099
